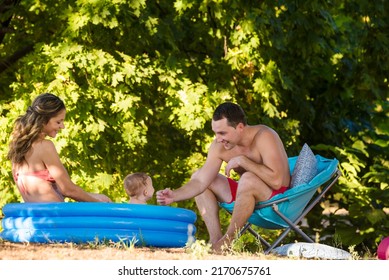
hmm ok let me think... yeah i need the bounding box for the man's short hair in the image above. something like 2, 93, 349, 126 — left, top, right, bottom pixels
213, 102, 247, 128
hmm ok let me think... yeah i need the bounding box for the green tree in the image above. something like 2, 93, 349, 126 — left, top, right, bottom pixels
0, 0, 387, 255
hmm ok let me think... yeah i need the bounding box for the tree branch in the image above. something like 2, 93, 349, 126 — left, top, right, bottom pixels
0, 44, 34, 74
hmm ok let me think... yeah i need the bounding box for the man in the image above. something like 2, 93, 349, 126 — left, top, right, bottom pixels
156, 102, 290, 252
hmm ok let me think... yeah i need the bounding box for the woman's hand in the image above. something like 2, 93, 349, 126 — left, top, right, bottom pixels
89, 193, 112, 202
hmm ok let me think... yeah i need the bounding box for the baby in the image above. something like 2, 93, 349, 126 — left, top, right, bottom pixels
123, 172, 155, 204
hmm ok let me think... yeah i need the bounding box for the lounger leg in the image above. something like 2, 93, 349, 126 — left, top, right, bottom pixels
272, 204, 315, 243
264, 228, 292, 254
261, 204, 315, 254
239, 223, 272, 249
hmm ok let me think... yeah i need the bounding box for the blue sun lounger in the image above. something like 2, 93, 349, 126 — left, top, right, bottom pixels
220, 151, 340, 254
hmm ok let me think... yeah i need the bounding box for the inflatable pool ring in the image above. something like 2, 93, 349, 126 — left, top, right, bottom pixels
0, 202, 197, 248
377, 236, 389, 260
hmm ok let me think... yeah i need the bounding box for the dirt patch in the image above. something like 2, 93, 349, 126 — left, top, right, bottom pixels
0, 241, 281, 260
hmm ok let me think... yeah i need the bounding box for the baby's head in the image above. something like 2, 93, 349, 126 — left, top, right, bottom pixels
123, 172, 155, 202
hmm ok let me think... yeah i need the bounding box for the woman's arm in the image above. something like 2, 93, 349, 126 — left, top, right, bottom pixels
40, 140, 111, 202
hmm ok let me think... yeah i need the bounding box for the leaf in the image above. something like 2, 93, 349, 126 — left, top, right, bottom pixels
366, 209, 387, 225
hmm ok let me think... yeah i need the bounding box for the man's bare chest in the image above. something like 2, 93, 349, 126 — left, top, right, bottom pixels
223, 147, 262, 162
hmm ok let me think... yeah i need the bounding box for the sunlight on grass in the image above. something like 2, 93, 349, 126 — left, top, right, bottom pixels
185, 240, 212, 259
85, 236, 139, 250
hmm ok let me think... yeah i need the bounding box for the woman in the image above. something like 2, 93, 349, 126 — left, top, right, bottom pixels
7, 93, 111, 202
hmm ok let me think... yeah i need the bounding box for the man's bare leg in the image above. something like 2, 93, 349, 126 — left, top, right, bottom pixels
211, 192, 255, 252
212, 173, 272, 252
195, 188, 223, 244
195, 174, 232, 245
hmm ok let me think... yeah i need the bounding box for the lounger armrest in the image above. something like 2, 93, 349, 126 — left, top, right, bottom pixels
254, 197, 290, 210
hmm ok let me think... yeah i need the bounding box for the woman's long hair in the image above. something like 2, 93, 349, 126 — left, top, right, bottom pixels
8, 93, 65, 165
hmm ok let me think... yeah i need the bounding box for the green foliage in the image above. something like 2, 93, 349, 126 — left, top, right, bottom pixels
0, 0, 388, 256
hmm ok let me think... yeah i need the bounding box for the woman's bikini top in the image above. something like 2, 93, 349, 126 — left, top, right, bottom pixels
13, 169, 56, 194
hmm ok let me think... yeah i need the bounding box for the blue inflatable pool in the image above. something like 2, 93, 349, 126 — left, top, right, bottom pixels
0, 202, 197, 248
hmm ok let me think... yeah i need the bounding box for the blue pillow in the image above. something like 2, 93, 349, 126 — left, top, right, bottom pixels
290, 143, 318, 188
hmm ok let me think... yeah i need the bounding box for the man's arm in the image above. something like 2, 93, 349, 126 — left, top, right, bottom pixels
225, 129, 289, 189
157, 140, 223, 205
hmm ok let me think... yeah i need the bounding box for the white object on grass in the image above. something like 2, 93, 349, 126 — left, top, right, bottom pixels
272, 242, 352, 260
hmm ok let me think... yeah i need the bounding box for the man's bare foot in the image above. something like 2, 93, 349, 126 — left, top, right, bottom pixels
211, 236, 232, 254
211, 241, 224, 254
